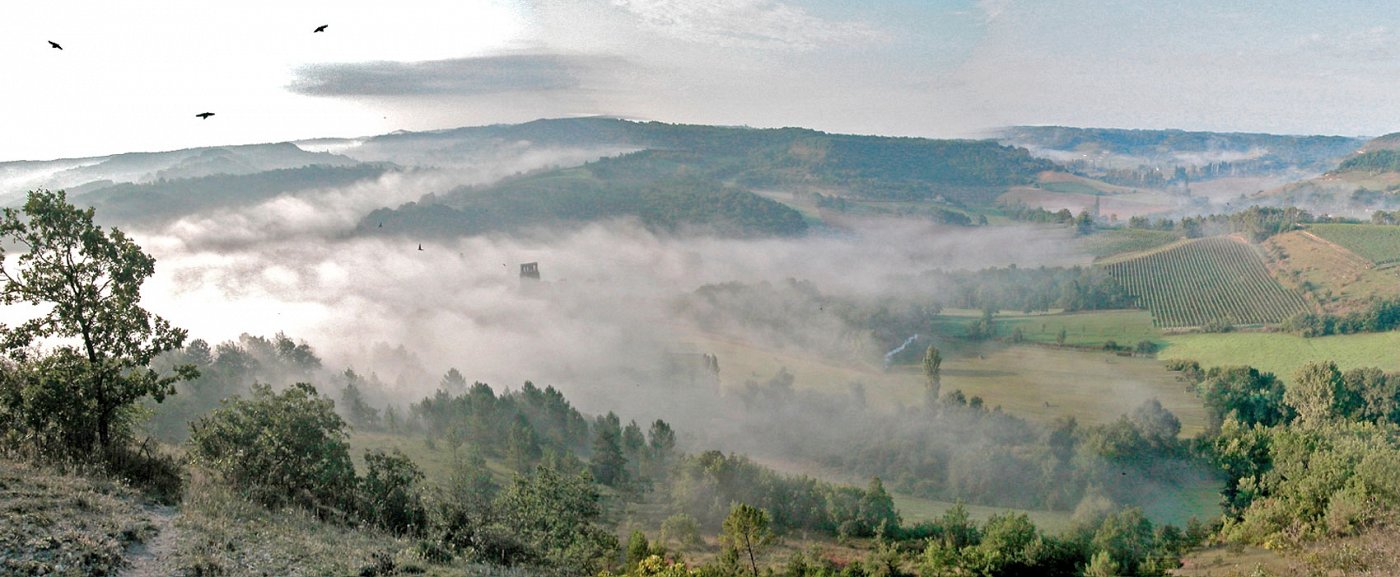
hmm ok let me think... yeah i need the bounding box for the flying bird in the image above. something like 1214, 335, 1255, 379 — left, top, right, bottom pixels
314, 24, 328, 33
48, 41, 62, 50
195, 112, 215, 119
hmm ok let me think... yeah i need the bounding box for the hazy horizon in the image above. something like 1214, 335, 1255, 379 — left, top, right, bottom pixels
6, 1, 1400, 161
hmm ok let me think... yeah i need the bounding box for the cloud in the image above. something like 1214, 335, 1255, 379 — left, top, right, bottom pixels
608, 0, 883, 50
289, 53, 624, 97
976, 0, 1011, 23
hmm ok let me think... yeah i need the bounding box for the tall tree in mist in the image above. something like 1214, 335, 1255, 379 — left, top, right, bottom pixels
922, 345, 942, 410
0, 189, 194, 451
721, 503, 776, 577
441, 368, 467, 394
590, 412, 628, 486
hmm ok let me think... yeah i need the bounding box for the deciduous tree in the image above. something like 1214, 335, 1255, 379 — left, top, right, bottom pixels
0, 189, 194, 452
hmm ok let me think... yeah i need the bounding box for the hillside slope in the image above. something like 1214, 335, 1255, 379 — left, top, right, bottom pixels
358, 118, 1062, 237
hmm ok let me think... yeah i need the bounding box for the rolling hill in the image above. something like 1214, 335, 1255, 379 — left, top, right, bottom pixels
357, 118, 1064, 237
0, 142, 358, 205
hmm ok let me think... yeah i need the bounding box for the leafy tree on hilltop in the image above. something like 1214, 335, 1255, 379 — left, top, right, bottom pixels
1286, 362, 1345, 426
0, 189, 195, 453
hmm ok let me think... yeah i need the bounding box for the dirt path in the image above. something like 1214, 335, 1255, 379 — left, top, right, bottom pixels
122, 505, 179, 577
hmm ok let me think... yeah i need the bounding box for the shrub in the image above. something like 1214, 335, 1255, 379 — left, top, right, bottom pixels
186, 383, 357, 517
359, 449, 427, 536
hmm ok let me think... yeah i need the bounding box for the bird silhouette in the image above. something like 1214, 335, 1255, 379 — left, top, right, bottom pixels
195, 112, 215, 119
48, 41, 62, 50
314, 24, 328, 33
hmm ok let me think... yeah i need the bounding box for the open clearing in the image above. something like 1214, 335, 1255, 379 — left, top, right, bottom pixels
689, 331, 1207, 435
1161, 331, 1400, 380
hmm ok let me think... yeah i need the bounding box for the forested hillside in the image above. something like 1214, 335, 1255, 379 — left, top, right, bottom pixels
74, 163, 395, 226
357, 119, 1057, 237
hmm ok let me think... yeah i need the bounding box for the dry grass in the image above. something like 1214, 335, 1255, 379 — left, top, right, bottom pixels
1172, 522, 1400, 577
1264, 230, 1400, 314
0, 458, 156, 577
167, 469, 526, 577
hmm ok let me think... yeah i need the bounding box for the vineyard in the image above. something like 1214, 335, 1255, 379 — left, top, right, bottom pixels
1309, 224, 1400, 267
1102, 237, 1308, 328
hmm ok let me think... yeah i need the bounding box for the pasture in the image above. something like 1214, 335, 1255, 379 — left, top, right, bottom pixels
1161, 331, 1400, 380
896, 477, 1217, 533
1102, 237, 1308, 327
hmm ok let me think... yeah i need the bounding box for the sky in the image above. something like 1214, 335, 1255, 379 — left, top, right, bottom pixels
4, 0, 1400, 161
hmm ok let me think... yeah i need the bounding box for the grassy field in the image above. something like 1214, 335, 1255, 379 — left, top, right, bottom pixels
1264, 230, 1400, 314
932, 308, 1162, 349
999, 187, 1172, 220
1309, 223, 1400, 267
892, 494, 1074, 534
1102, 237, 1308, 328
751, 454, 1081, 534
1082, 228, 1184, 260
350, 431, 523, 487
1161, 331, 1400, 380
689, 330, 1207, 435
1035, 171, 1137, 195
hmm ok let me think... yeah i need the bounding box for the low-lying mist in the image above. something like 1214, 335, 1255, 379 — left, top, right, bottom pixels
68, 154, 1225, 515
135, 164, 1088, 415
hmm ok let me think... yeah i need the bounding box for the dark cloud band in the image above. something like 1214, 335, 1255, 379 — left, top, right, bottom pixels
289, 54, 617, 97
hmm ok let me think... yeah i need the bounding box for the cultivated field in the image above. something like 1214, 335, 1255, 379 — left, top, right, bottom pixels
1309, 223, 1400, 267
1101, 237, 1308, 328
1161, 331, 1400, 380
1082, 228, 1183, 260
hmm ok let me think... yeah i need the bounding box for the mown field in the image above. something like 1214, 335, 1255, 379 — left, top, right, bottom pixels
1309, 223, 1400, 267
1102, 237, 1308, 327
1160, 331, 1400, 380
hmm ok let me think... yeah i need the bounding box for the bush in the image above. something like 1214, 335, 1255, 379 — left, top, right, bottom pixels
186, 383, 357, 518
0, 350, 108, 459
359, 449, 427, 536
